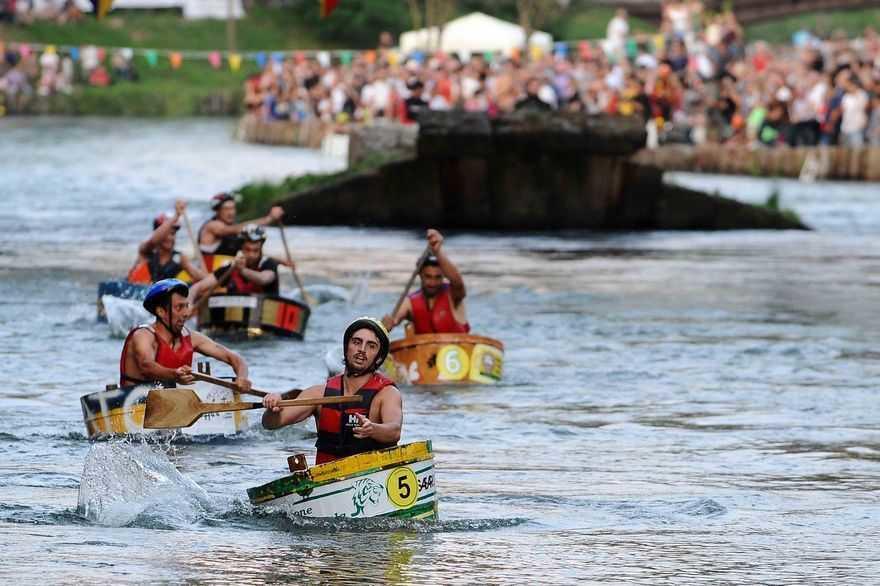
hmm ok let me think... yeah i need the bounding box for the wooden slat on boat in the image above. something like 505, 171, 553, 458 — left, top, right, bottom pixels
197, 293, 310, 339
385, 333, 504, 385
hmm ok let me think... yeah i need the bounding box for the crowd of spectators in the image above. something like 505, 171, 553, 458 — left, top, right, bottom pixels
246, 3, 880, 148
0, 44, 137, 109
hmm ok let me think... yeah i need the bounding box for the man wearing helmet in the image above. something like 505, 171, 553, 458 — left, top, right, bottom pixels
127, 200, 207, 285
188, 224, 280, 301
119, 278, 252, 392
198, 193, 285, 271
382, 228, 469, 334
262, 317, 402, 464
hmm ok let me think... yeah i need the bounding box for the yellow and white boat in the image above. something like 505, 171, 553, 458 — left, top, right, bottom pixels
384, 333, 504, 385
247, 441, 437, 520
80, 379, 251, 439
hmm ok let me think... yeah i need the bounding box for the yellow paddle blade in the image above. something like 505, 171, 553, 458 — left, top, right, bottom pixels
143, 388, 260, 429
143, 388, 361, 429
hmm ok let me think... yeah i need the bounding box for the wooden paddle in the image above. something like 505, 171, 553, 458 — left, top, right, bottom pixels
190, 253, 237, 312
182, 209, 203, 269
189, 372, 303, 400
276, 219, 317, 306
143, 388, 358, 429
390, 246, 432, 320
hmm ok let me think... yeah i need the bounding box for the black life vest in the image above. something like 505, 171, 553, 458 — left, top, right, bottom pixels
315, 372, 397, 462
226, 257, 279, 296
198, 220, 242, 270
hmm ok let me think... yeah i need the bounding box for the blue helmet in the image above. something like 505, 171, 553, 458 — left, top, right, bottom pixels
143, 278, 189, 315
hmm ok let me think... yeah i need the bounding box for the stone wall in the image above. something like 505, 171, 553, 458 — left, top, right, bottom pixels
275, 111, 807, 231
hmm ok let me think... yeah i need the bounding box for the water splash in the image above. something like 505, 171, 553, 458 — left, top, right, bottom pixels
76, 439, 212, 528
101, 295, 150, 338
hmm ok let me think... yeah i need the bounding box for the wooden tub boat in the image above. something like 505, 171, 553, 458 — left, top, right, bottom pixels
197, 293, 310, 339
96, 280, 149, 322
247, 441, 437, 520
384, 333, 504, 385
80, 379, 251, 439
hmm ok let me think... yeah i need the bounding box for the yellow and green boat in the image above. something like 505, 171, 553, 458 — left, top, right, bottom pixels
247, 441, 437, 520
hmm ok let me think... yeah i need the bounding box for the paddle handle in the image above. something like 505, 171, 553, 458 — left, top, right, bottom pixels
205, 395, 360, 414
390, 246, 432, 319
191, 372, 268, 397
183, 210, 202, 269
276, 220, 316, 306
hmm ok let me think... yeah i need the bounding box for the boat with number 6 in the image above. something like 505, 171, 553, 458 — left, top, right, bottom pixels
384, 333, 504, 385
247, 441, 437, 520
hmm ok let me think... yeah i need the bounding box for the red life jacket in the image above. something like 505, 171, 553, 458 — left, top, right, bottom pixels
119, 325, 194, 387
314, 372, 397, 464
409, 283, 470, 334
226, 257, 279, 296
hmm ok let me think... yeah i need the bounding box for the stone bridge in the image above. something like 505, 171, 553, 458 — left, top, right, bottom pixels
591, 0, 880, 24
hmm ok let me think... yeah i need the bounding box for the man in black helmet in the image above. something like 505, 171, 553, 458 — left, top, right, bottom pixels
188, 224, 280, 303
198, 193, 285, 271
383, 228, 469, 335
262, 316, 402, 464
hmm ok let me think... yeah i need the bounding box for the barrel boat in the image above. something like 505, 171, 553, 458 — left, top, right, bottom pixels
384, 333, 504, 385
80, 379, 251, 439
197, 293, 310, 339
247, 441, 437, 520
96, 280, 149, 322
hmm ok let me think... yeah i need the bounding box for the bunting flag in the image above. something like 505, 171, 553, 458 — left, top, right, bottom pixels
320, 0, 339, 18
91, 0, 114, 19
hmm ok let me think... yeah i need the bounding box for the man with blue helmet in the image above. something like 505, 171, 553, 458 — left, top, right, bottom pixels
119, 278, 252, 391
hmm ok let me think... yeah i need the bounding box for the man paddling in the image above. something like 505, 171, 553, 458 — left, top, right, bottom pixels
127, 200, 207, 285
119, 278, 252, 392
262, 317, 402, 464
188, 224, 280, 302
382, 228, 469, 334
198, 193, 285, 271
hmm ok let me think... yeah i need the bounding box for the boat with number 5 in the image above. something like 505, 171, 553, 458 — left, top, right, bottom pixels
384, 333, 504, 385
247, 441, 437, 520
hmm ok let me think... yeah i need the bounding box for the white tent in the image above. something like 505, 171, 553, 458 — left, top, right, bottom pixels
68, 0, 245, 19
399, 12, 553, 55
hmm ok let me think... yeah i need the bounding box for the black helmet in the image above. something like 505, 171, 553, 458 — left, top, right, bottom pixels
240, 223, 267, 242
343, 316, 390, 373
143, 278, 189, 315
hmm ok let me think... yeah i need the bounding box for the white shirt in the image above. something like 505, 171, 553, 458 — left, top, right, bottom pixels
841, 90, 868, 134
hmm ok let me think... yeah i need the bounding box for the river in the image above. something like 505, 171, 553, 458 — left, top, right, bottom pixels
1, 118, 879, 584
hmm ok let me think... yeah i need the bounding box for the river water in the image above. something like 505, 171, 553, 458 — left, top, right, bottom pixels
1, 118, 879, 584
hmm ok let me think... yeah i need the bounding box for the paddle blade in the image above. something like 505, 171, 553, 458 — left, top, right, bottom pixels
143, 388, 206, 429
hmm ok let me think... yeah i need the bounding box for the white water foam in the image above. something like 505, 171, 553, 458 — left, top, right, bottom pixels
102, 295, 151, 338
77, 440, 211, 528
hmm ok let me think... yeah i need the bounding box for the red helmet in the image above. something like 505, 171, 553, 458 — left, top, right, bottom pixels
153, 213, 180, 231
211, 192, 239, 211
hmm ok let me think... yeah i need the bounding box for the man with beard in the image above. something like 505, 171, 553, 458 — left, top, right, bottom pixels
198, 193, 285, 271
127, 200, 206, 285
262, 317, 402, 464
188, 224, 280, 303
119, 278, 252, 392
382, 228, 469, 335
